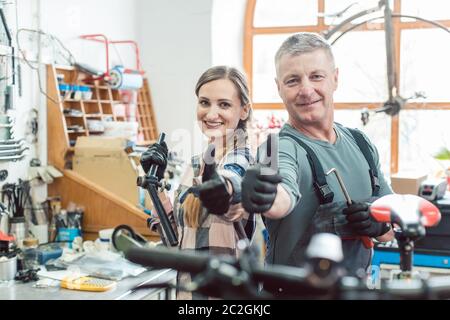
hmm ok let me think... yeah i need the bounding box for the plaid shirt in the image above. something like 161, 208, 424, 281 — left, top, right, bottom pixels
174, 146, 255, 299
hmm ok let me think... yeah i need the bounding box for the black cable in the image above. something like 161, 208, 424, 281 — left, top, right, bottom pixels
15, 28, 78, 104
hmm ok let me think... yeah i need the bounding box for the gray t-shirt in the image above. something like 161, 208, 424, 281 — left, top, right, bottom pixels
263, 122, 393, 266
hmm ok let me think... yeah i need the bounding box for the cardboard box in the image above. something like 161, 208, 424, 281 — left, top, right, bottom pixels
73, 137, 153, 209
390, 172, 428, 195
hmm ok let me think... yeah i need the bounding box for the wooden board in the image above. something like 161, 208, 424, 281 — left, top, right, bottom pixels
48, 170, 160, 242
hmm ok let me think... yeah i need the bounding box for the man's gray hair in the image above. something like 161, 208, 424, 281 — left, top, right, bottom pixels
275, 32, 335, 69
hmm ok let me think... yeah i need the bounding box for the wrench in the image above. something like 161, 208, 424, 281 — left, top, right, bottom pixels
326, 168, 373, 249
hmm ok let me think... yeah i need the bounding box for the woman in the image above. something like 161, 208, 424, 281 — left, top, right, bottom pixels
140, 66, 254, 299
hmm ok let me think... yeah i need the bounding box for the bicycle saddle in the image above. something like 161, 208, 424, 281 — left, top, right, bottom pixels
369, 194, 441, 238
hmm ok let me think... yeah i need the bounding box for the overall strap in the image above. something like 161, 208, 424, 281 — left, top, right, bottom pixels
347, 128, 380, 196
279, 132, 334, 204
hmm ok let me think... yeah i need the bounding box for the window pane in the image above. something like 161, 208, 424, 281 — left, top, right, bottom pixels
252, 109, 289, 130
252, 34, 293, 103
399, 110, 450, 176
401, 0, 450, 22
400, 29, 450, 102
332, 31, 388, 102
324, 0, 384, 26
254, 0, 318, 27
249, 110, 288, 155
250, 109, 392, 176
335, 110, 391, 175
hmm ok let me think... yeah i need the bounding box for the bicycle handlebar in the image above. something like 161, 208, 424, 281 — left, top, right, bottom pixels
125, 245, 450, 300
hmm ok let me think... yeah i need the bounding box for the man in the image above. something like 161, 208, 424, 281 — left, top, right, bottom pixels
242, 33, 394, 275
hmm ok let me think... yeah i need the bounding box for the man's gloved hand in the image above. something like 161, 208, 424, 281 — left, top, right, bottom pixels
241, 164, 283, 214
140, 141, 168, 180
344, 202, 391, 238
198, 156, 231, 215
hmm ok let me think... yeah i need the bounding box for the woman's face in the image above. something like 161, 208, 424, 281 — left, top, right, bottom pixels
196, 78, 249, 139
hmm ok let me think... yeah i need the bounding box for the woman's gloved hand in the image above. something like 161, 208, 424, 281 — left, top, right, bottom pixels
140, 141, 168, 181
198, 157, 231, 215
344, 202, 391, 237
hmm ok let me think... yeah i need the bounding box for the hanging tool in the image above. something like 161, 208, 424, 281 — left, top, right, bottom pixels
0, 169, 7, 181
326, 168, 374, 249
0, 8, 15, 86
1, 180, 32, 219
0, 137, 29, 162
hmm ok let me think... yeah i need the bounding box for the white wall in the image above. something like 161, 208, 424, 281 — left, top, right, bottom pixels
136, 0, 213, 158
0, 0, 41, 184
0, 0, 140, 185
1, 0, 243, 183
211, 0, 246, 70
39, 0, 139, 72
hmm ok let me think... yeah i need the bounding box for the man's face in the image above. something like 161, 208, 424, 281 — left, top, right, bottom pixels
275, 49, 338, 127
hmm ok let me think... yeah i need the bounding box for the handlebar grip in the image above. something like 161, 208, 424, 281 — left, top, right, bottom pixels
125, 246, 234, 274
125, 246, 314, 291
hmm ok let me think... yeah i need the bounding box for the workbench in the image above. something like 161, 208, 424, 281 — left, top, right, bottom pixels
0, 268, 176, 300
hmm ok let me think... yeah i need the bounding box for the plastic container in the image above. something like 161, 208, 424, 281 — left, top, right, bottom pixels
56, 228, 81, 244
22, 237, 39, 270
58, 84, 70, 100
0, 255, 17, 281
94, 228, 114, 251
9, 216, 26, 249
71, 85, 82, 100
80, 86, 93, 100
36, 244, 63, 265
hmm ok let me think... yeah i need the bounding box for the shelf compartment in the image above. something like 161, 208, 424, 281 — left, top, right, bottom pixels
83, 103, 101, 114
67, 130, 86, 134
85, 114, 102, 118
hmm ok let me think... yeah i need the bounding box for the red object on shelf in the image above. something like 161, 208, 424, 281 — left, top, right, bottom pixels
79, 34, 144, 81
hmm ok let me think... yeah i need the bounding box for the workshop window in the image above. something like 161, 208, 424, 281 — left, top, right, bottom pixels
244, 0, 450, 174
399, 110, 450, 173
254, 0, 318, 27
332, 30, 387, 103
324, 0, 385, 26
400, 28, 450, 102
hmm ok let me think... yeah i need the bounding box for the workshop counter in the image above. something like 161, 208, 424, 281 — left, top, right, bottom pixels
0, 268, 176, 300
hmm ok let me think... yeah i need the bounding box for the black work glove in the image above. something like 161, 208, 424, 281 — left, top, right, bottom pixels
140, 141, 168, 180
198, 147, 231, 215
344, 202, 391, 238
241, 163, 283, 214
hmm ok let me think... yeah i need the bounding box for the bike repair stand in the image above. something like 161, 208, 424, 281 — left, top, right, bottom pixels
136, 133, 178, 247
394, 232, 418, 280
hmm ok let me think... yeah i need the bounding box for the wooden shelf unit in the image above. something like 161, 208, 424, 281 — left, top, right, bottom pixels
46, 64, 161, 241
137, 78, 158, 142
47, 64, 158, 169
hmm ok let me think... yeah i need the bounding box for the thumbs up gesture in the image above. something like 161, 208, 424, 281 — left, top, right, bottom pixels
241, 134, 283, 214
198, 145, 231, 215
